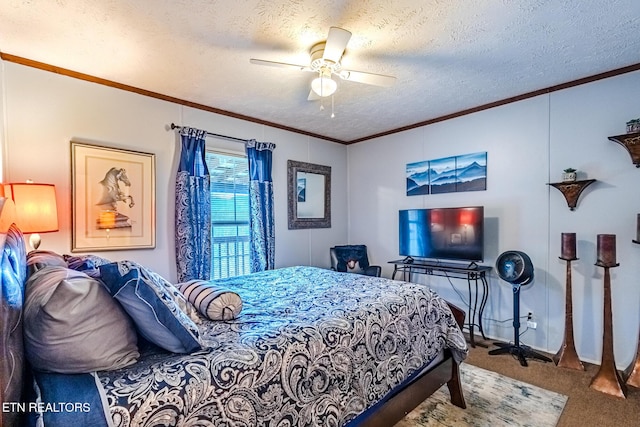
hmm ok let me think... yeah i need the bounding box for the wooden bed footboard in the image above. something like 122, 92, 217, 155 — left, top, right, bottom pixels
448, 301, 466, 331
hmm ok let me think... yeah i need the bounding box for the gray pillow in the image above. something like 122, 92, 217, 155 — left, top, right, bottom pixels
176, 280, 243, 320
24, 266, 140, 373
26, 250, 67, 275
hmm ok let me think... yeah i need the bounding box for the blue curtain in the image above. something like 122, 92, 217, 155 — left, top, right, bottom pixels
246, 140, 276, 272
175, 127, 211, 282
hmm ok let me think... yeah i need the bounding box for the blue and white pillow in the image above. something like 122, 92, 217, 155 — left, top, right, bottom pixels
99, 260, 202, 353
141, 265, 202, 324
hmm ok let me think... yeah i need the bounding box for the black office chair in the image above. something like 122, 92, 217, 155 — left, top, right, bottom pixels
330, 245, 381, 277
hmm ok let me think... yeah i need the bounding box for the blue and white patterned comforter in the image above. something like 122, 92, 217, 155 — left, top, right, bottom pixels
99, 266, 468, 426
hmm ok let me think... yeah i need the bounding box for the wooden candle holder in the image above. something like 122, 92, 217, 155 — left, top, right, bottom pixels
553, 258, 584, 370
627, 238, 640, 387
624, 337, 640, 388
590, 264, 626, 398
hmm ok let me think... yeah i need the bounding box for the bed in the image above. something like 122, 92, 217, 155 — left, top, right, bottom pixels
0, 198, 468, 427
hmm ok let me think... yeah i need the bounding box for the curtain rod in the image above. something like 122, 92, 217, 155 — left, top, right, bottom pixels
170, 123, 249, 144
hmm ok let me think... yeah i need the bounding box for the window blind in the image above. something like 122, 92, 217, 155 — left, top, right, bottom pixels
206, 151, 250, 279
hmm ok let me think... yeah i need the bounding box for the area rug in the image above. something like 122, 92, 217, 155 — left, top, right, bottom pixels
395, 363, 568, 427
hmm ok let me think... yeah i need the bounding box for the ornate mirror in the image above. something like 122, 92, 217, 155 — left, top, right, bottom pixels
287, 160, 331, 229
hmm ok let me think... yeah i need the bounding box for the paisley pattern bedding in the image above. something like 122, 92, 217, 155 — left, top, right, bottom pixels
99, 266, 468, 426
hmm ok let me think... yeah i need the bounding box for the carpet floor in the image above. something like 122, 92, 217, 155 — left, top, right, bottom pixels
394, 363, 567, 427
465, 340, 640, 427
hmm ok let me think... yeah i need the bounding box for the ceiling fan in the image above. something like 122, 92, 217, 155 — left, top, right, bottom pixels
250, 27, 396, 101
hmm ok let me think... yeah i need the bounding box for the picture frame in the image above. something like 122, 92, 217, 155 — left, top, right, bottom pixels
71, 141, 156, 251
406, 151, 487, 195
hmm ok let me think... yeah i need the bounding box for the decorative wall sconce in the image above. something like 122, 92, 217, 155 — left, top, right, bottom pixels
548, 179, 596, 211
608, 132, 640, 167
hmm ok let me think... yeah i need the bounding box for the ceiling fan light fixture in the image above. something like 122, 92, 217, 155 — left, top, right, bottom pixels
311, 75, 337, 97
251, 26, 396, 102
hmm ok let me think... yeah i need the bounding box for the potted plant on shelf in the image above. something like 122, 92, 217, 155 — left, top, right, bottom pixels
562, 168, 577, 182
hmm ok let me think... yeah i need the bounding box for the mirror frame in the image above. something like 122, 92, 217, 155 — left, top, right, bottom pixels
287, 160, 331, 229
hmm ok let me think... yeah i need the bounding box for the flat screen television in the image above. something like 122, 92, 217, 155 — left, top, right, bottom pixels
399, 206, 484, 263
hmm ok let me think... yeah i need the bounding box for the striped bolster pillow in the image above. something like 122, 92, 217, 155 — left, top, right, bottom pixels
176, 280, 243, 321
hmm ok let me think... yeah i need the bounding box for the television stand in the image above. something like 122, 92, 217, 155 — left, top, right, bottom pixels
388, 259, 492, 348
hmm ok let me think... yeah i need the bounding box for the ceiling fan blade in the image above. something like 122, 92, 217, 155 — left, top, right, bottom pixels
323, 27, 352, 63
249, 58, 312, 71
339, 69, 397, 87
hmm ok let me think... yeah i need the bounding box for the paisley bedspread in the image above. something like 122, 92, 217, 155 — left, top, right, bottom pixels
98, 266, 468, 426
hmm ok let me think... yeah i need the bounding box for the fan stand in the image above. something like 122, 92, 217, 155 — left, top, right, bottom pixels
488, 284, 553, 367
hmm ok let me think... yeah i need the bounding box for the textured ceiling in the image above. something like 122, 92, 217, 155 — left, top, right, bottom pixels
1, 0, 639, 143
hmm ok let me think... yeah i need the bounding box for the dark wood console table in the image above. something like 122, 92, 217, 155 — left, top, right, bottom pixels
389, 259, 492, 348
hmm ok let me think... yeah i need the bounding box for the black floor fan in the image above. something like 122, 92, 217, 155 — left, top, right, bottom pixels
488, 250, 552, 367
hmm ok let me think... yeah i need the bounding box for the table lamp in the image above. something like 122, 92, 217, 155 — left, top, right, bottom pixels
3, 181, 59, 250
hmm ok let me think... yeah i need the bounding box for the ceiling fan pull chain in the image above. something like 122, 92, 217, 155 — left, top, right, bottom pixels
331, 94, 335, 118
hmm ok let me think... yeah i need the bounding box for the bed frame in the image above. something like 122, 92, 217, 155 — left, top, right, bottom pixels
0, 197, 465, 426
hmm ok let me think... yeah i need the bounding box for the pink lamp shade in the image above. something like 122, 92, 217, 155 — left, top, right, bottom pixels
3, 182, 59, 249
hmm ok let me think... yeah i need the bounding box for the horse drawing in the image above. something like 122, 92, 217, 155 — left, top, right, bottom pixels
96, 167, 135, 210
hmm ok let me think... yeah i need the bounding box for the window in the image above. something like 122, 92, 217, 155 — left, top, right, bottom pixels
206, 151, 250, 279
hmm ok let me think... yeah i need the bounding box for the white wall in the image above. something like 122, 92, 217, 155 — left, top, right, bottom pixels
0, 61, 347, 280
348, 70, 640, 367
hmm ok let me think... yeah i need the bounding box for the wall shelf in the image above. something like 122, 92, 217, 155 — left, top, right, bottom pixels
548, 179, 596, 211
608, 131, 640, 167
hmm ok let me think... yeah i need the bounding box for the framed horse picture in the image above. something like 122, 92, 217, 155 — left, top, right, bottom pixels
71, 141, 156, 251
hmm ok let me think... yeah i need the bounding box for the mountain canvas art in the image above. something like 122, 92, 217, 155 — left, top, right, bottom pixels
406, 152, 487, 195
